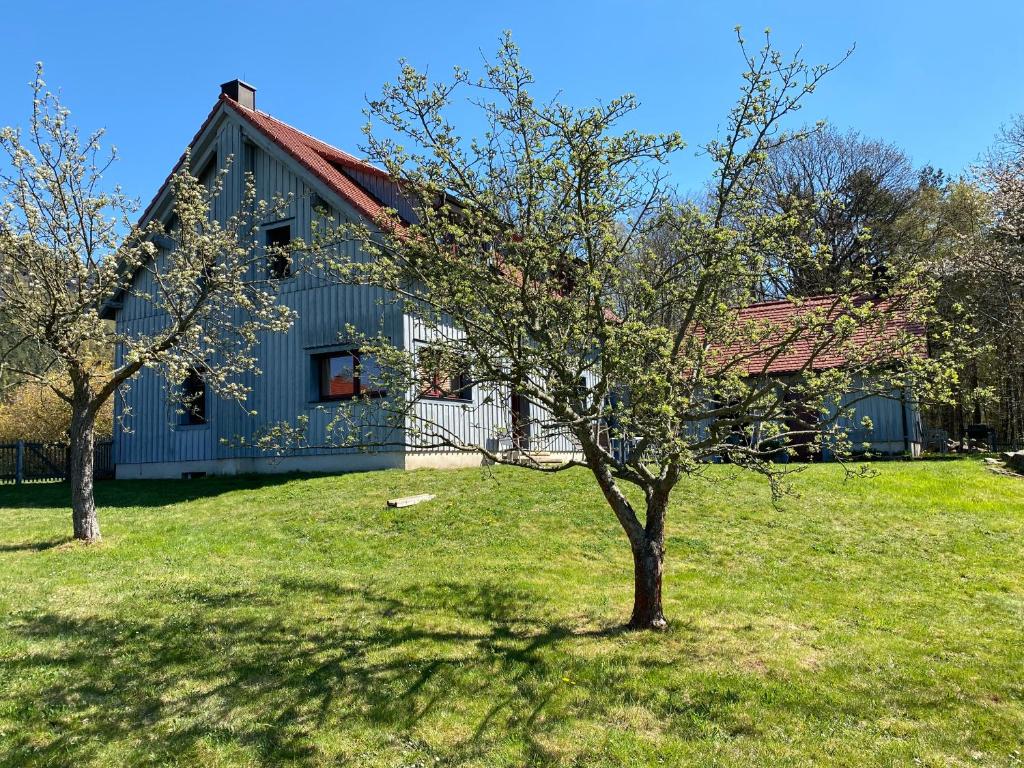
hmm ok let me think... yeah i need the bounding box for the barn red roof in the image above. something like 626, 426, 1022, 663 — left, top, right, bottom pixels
221, 95, 396, 225
139, 92, 397, 228
721, 295, 925, 376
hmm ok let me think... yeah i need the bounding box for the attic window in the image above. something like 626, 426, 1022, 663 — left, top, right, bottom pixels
243, 140, 256, 178
311, 194, 330, 214
266, 224, 291, 279
180, 368, 207, 426
197, 153, 218, 191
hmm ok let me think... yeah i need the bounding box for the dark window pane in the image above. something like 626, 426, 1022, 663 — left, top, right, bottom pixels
197, 154, 217, 191
182, 369, 206, 425
266, 225, 291, 279
453, 371, 472, 400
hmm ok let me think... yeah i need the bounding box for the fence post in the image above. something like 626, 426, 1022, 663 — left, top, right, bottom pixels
15, 440, 24, 485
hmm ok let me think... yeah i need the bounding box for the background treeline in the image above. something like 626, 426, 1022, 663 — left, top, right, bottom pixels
0, 340, 114, 443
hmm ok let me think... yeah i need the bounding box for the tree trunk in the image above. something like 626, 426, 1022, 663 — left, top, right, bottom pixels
629, 537, 667, 630
69, 399, 101, 543
575, 436, 673, 631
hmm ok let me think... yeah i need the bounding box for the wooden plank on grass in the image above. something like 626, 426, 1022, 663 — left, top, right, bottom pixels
387, 494, 436, 508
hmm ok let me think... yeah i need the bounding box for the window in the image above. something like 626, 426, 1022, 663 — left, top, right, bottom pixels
422, 369, 472, 401
315, 351, 385, 401
266, 224, 291, 279
197, 153, 218, 192
242, 140, 256, 178
180, 368, 207, 425
311, 193, 330, 215
419, 345, 472, 401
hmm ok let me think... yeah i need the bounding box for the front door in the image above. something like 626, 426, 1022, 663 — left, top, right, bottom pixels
510, 394, 530, 450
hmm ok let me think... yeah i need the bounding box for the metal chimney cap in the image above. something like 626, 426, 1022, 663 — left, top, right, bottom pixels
220, 79, 256, 110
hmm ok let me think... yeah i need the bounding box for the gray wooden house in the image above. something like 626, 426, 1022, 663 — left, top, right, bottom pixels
107, 80, 572, 479
107, 82, 923, 479
730, 297, 924, 458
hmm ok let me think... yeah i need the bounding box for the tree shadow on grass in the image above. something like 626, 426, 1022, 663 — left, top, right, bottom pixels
0, 577, 732, 767
0, 537, 70, 552
0, 472, 360, 511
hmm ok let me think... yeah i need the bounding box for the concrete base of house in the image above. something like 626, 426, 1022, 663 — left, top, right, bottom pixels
861, 441, 922, 458
404, 451, 487, 470
115, 451, 405, 479
115, 448, 585, 479
822, 440, 922, 461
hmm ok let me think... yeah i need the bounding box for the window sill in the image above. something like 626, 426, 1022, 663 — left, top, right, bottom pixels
420, 395, 473, 404
311, 391, 387, 404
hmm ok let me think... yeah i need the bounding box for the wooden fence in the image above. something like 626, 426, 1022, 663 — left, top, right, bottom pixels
0, 441, 114, 485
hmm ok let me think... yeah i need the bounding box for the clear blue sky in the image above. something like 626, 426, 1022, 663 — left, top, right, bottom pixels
2, 1, 1021, 203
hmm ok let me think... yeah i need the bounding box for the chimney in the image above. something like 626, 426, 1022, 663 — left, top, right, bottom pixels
220, 79, 256, 110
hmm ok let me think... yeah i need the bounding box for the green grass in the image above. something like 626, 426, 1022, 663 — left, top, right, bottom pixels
0, 460, 1022, 767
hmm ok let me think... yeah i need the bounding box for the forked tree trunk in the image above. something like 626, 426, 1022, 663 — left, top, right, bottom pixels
579, 441, 672, 631
629, 536, 667, 630
69, 399, 101, 542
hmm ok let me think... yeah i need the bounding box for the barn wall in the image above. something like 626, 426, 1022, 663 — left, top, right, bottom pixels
831, 384, 923, 456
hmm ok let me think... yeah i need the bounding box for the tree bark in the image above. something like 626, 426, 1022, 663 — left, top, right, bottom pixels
575, 433, 672, 631
69, 397, 101, 543
629, 536, 667, 630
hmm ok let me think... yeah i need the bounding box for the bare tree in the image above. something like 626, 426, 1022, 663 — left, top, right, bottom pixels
756, 125, 924, 298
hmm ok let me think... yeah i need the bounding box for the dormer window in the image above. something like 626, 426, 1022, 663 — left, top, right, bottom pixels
266, 224, 291, 279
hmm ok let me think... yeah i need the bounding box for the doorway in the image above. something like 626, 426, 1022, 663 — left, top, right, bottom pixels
510, 393, 531, 450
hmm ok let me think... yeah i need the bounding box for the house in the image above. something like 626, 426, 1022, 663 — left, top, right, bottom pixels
726, 296, 925, 458
107, 82, 923, 480
107, 80, 576, 479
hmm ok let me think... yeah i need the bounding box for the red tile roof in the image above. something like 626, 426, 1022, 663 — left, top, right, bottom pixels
718, 295, 925, 376
221, 95, 398, 225
139, 93, 398, 228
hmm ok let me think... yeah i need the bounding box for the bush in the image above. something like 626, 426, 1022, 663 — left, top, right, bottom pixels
0, 376, 113, 443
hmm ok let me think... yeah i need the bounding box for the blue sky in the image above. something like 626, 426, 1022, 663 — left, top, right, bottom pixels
2, 1, 1021, 203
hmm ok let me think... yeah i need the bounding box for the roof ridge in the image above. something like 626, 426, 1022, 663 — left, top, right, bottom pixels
222, 97, 398, 225
741, 294, 845, 310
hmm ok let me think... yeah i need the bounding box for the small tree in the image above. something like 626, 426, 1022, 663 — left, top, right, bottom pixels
298, 32, 957, 629
0, 66, 293, 541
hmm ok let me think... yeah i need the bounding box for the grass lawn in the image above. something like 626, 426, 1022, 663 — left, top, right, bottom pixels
0, 460, 1022, 767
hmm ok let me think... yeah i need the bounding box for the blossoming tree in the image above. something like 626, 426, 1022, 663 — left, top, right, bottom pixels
300, 33, 959, 630
0, 67, 293, 541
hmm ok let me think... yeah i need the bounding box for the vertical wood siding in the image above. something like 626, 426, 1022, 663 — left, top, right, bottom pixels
116, 112, 409, 467
404, 316, 584, 456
